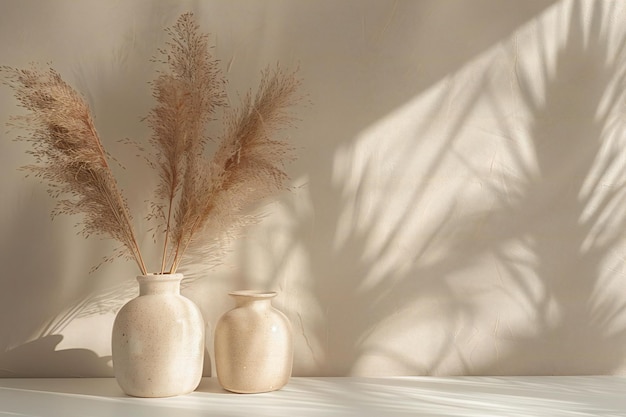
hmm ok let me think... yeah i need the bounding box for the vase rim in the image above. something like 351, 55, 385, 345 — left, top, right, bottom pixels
228, 290, 277, 299
137, 272, 184, 282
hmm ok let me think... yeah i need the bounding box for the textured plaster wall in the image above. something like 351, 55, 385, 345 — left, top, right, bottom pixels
1, 0, 626, 377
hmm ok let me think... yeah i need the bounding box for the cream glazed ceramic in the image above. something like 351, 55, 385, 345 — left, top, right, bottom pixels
214, 290, 293, 393
112, 273, 205, 397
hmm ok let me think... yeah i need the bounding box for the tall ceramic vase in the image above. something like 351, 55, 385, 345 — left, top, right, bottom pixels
112, 273, 205, 397
214, 291, 293, 393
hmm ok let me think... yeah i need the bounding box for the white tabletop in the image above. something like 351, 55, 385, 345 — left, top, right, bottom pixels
1, 376, 626, 417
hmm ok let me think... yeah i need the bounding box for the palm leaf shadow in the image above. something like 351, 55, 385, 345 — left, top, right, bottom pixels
235, 73, 492, 375
236, 0, 626, 376
455, 0, 626, 374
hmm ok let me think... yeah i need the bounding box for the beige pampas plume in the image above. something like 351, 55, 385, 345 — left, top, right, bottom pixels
1, 65, 148, 274
168, 65, 301, 273
2, 12, 302, 277
146, 12, 227, 273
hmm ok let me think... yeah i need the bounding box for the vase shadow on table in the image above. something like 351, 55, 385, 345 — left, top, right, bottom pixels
0, 335, 112, 378
195, 378, 232, 394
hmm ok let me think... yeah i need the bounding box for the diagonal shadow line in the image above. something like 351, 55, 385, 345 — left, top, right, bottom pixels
236, 0, 626, 377
451, 0, 626, 375
235, 59, 493, 376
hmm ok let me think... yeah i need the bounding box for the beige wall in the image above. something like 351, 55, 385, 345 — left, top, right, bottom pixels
1, 0, 626, 377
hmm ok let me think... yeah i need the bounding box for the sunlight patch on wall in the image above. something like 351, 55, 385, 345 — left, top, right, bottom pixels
290, 0, 626, 375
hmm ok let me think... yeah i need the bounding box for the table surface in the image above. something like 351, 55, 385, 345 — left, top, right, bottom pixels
1, 376, 626, 417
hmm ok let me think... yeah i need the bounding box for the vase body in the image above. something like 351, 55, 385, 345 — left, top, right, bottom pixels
215, 291, 293, 393
112, 273, 204, 397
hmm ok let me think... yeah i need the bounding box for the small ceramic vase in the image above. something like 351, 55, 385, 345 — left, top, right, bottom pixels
214, 290, 293, 393
111, 273, 205, 397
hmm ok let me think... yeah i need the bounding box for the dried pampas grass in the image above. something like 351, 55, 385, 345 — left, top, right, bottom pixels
1, 12, 302, 276
1, 66, 148, 274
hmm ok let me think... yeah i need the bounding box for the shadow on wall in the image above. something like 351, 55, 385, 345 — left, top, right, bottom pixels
237, 0, 626, 376
466, 0, 626, 375
0, 336, 111, 378
237, 68, 489, 376
0, 0, 573, 377
0, 189, 116, 376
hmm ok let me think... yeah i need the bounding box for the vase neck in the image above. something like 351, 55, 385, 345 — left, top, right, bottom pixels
235, 298, 273, 309
137, 274, 183, 296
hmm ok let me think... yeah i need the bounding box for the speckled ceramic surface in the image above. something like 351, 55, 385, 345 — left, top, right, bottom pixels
112, 273, 205, 397
215, 290, 293, 394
